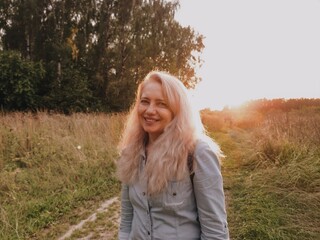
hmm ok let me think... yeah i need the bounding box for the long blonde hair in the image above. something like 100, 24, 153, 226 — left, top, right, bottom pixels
117, 71, 206, 194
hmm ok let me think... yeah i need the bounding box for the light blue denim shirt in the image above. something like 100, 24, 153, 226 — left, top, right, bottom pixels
119, 139, 229, 240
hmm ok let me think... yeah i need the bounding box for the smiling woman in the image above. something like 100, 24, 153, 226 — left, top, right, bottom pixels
138, 80, 174, 144
116, 70, 229, 239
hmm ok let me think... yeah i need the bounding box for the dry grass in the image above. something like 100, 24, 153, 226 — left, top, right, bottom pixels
1, 108, 319, 239
201, 108, 264, 132
211, 108, 320, 239
0, 112, 126, 239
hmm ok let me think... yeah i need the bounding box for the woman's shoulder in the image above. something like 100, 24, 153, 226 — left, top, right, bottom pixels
193, 135, 223, 173
194, 135, 222, 156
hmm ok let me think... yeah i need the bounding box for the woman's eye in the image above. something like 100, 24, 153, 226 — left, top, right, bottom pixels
158, 102, 167, 107
140, 99, 149, 104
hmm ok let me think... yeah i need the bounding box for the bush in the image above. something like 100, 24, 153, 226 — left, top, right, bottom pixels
0, 51, 45, 111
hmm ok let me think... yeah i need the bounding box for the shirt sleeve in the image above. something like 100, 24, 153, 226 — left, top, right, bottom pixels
193, 140, 230, 240
119, 184, 133, 240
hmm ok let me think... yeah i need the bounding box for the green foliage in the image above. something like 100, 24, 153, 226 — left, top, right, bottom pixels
0, 0, 204, 112
0, 51, 45, 110
46, 65, 96, 113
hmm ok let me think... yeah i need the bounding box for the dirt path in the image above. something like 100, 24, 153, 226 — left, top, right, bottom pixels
58, 197, 120, 240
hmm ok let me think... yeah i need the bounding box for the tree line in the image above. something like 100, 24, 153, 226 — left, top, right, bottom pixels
239, 98, 320, 113
0, 0, 204, 113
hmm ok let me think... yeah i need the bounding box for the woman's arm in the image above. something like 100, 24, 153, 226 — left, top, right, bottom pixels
193, 141, 229, 240
118, 184, 133, 240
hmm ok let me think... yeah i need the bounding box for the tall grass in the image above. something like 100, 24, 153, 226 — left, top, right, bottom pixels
224, 109, 320, 239
0, 112, 125, 239
1, 108, 319, 239
201, 108, 264, 132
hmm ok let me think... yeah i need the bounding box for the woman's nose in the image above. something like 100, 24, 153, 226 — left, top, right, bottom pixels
146, 103, 156, 114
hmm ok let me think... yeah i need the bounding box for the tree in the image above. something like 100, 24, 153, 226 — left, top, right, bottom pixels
0, 51, 45, 111
45, 64, 95, 113
0, 0, 205, 112
103, 0, 204, 110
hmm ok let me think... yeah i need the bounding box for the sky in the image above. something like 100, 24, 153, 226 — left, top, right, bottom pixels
174, 0, 320, 110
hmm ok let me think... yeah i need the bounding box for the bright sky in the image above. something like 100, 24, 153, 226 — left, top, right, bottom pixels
175, 0, 320, 110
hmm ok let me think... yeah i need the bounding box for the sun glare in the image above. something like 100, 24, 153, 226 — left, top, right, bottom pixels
189, 87, 249, 111
178, 0, 320, 111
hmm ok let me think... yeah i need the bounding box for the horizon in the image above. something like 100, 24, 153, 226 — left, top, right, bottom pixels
193, 95, 320, 111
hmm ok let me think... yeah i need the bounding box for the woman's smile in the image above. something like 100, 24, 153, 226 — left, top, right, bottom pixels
138, 81, 173, 143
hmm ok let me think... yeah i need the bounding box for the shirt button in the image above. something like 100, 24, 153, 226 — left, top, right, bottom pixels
142, 192, 146, 196
173, 192, 177, 196
148, 231, 150, 235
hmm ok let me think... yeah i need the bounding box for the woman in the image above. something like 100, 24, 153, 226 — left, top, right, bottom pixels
117, 71, 229, 240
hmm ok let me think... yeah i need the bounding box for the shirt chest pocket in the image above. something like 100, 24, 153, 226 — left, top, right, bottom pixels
162, 179, 190, 211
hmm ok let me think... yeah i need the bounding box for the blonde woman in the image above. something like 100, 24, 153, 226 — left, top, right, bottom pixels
117, 71, 229, 240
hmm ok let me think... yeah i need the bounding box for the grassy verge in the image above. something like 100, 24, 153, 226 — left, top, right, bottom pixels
212, 110, 320, 240
0, 112, 125, 239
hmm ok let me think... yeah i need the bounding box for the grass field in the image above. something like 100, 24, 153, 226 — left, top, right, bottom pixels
203, 107, 320, 240
0, 112, 124, 239
0, 107, 319, 239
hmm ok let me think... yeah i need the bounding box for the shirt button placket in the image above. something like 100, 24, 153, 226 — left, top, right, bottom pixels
146, 215, 152, 239
142, 191, 152, 239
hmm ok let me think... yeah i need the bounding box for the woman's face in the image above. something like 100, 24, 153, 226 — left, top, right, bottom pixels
138, 81, 174, 143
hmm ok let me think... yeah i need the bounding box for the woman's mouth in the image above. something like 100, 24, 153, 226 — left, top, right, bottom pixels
144, 117, 158, 123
